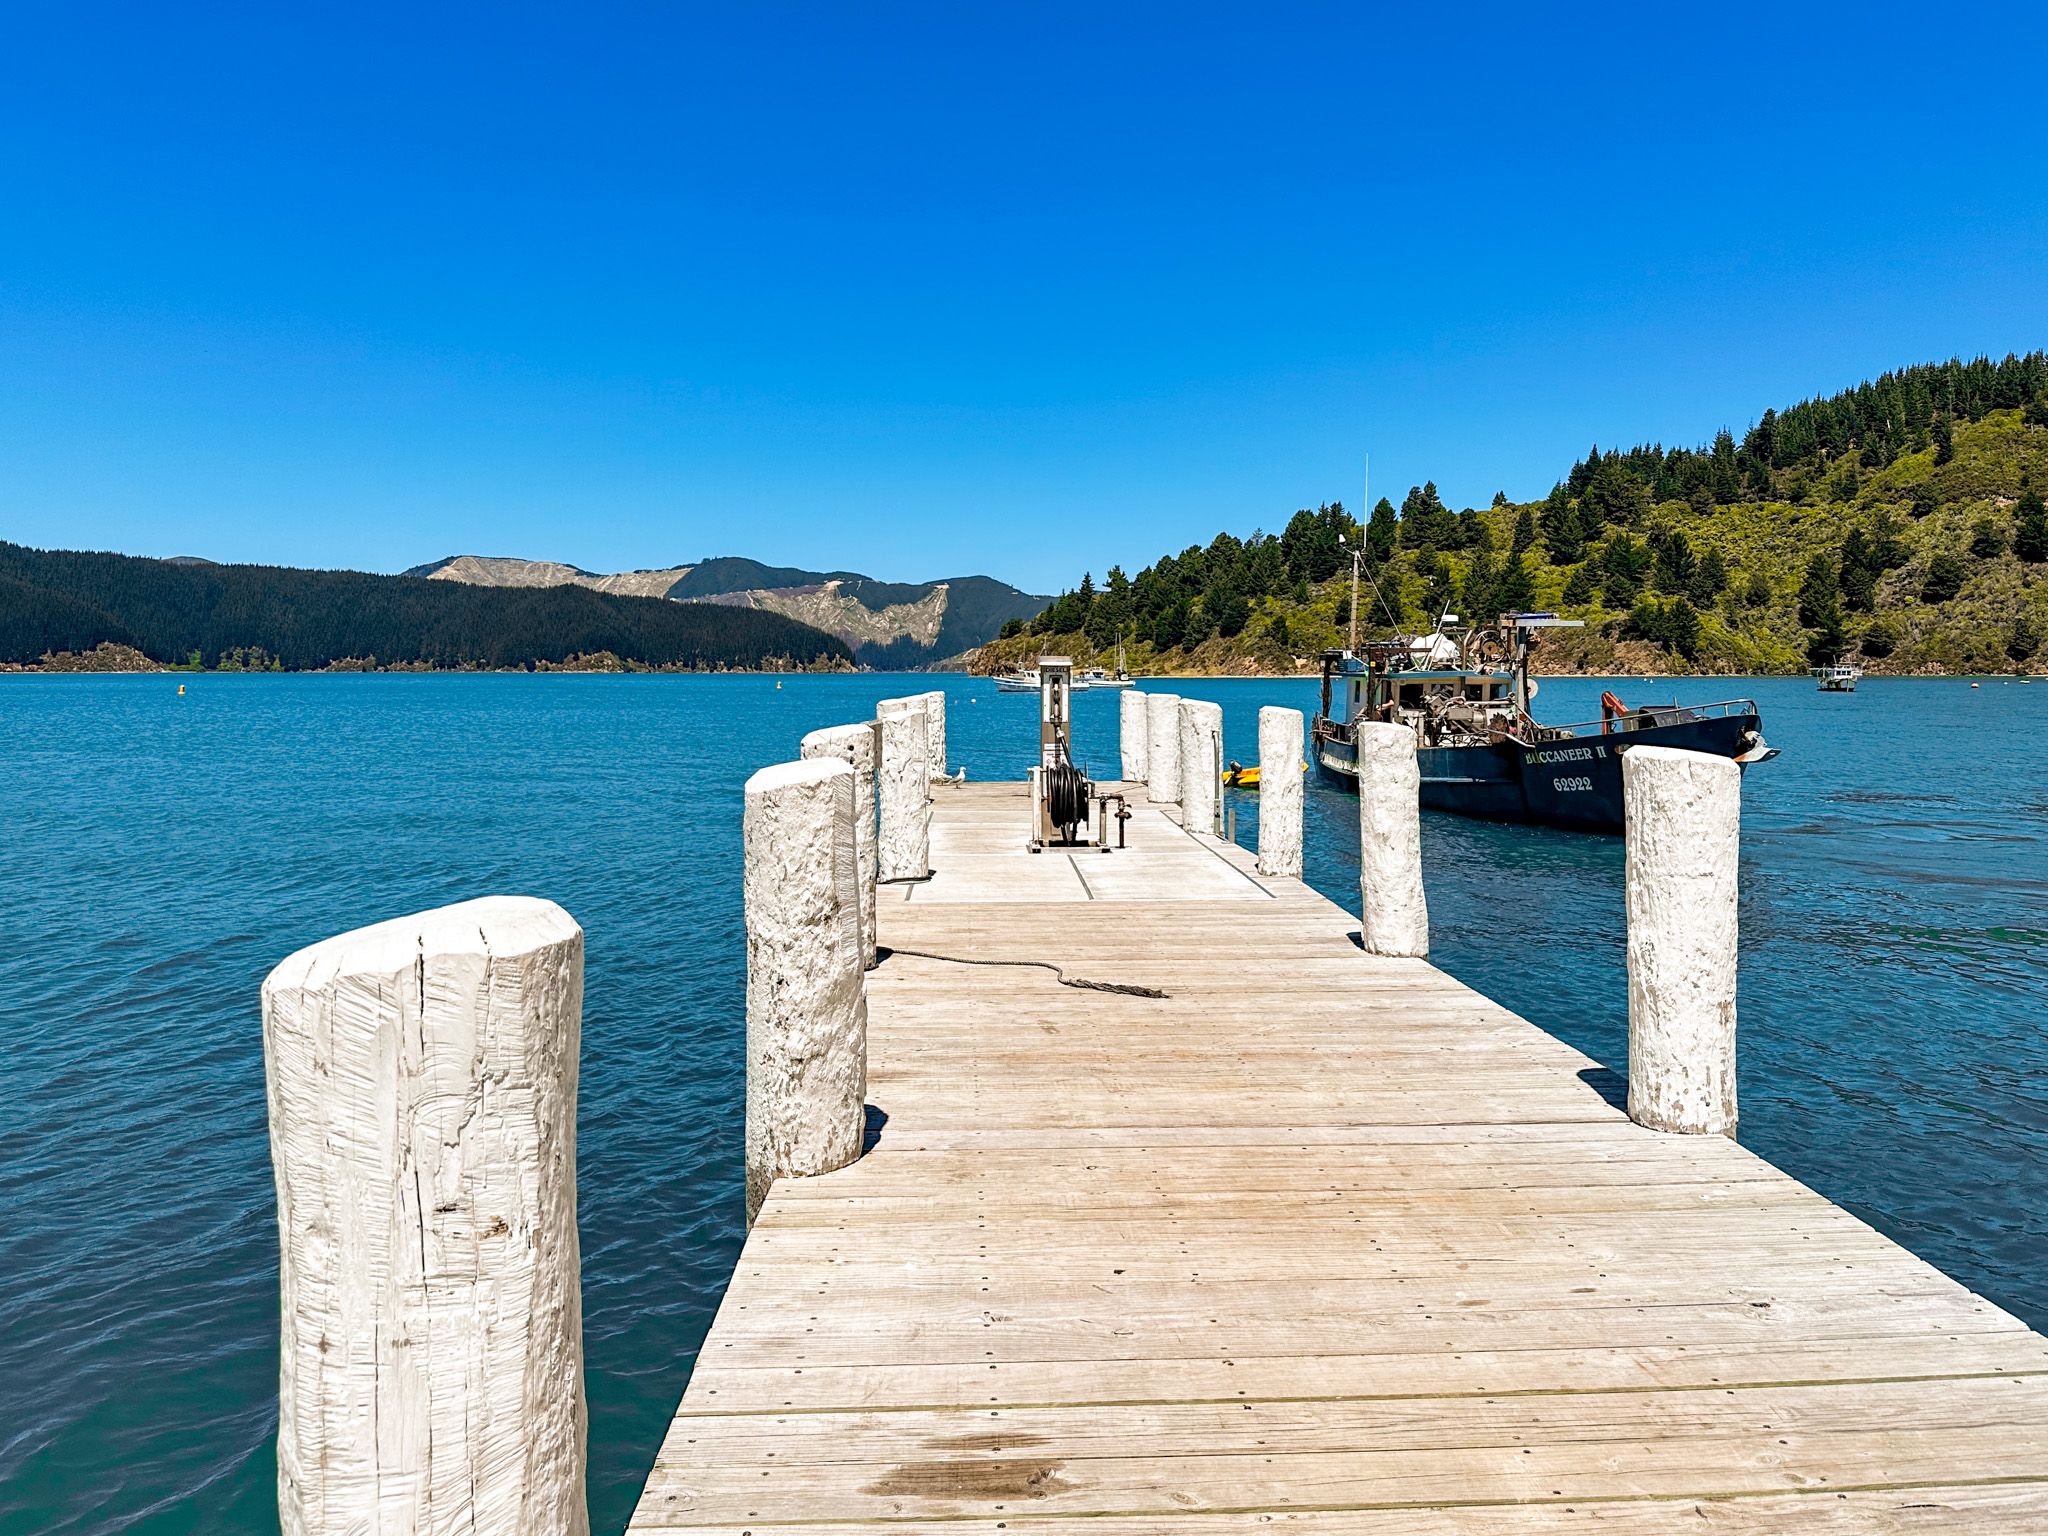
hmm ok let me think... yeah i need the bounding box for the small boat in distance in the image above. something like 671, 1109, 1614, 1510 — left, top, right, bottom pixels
994, 667, 1041, 692
1075, 666, 1131, 690
1311, 612, 1777, 833
1812, 662, 1862, 692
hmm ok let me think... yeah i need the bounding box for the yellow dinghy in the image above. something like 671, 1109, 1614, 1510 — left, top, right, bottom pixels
1222, 762, 1308, 790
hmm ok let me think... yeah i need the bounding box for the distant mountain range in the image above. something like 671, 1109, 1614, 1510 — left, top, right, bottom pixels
0, 543, 855, 672
406, 554, 1050, 667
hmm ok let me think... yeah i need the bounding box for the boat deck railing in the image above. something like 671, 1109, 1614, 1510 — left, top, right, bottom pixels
1529, 697, 1758, 741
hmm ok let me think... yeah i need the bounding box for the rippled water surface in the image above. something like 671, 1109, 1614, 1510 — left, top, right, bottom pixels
4, 672, 2045, 1533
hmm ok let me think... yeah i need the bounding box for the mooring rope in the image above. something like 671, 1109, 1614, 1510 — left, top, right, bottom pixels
879, 946, 1168, 999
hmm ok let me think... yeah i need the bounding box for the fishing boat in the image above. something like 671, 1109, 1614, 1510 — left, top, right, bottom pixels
1311, 612, 1777, 833
994, 667, 1041, 692
1075, 666, 1131, 691
1811, 662, 1862, 692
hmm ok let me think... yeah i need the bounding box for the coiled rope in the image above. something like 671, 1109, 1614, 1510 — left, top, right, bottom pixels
878, 946, 1168, 999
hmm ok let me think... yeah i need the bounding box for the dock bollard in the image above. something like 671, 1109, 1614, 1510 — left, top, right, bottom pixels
800, 721, 881, 969
1355, 722, 1428, 956
1623, 745, 1740, 1136
262, 897, 589, 1536
919, 689, 948, 780
878, 693, 946, 783
744, 759, 869, 1224
1179, 698, 1223, 834
1119, 688, 1149, 782
1145, 691, 1183, 804
1257, 705, 1304, 878
875, 706, 931, 882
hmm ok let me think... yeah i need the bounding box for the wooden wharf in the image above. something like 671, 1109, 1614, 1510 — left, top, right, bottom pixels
627, 778, 2048, 1533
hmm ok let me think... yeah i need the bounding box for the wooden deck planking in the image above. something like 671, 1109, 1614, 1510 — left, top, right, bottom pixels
629, 779, 2048, 1531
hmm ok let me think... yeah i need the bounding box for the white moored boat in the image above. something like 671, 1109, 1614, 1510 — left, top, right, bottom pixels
1811, 663, 1862, 692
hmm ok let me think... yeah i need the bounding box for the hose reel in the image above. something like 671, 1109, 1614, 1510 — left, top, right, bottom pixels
1028, 656, 1115, 851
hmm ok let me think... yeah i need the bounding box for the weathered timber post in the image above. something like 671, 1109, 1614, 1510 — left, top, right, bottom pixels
744, 758, 869, 1223
262, 896, 588, 1536
877, 692, 946, 783
1624, 745, 1740, 1136
1257, 705, 1304, 878
1355, 721, 1428, 956
1119, 688, 1149, 782
1144, 691, 1183, 803
920, 689, 948, 780
1179, 698, 1223, 834
800, 721, 881, 969
875, 706, 931, 882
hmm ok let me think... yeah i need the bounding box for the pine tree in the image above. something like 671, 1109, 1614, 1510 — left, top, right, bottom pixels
1921, 552, 1966, 604
1540, 486, 1584, 564
1599, 534, 1652, 607
1510, 505, 1537, 557
1496, 554, 1536, 614
1688, 548, 1728, 607
2014, 490, 2048, 563
1367, 497, 1399, 563
2010, 616, 2040, 664
1798, 554, 1846, 665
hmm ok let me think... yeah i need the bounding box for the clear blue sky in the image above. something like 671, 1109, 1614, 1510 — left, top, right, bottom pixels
4, 4, 2045, 594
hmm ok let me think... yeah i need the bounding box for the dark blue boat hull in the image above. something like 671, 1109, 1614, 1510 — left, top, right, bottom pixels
1313, 709, 1763, 833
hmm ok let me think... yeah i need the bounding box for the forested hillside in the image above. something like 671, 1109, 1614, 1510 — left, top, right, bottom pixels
0, 543, 854, 671
978, 353, 2048, 676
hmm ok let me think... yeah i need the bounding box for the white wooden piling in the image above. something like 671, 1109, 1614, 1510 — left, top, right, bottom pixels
1623, 745, 1741, 1136
1355, 721, 1428, 956
1257, 705, 1304, 878
262, 896, 588, 1536
875, 706, 932, 883
1118, 688, 1149, 782
744, 758, 869, 1224
879, 693, 948, 783
1144, 692, 1182, 803
1179, 698, 1223, 834
920, 689, 948, 780
800, 722, 881, 969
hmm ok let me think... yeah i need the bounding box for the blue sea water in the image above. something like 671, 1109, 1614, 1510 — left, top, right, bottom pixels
3, 671, 2045, 1534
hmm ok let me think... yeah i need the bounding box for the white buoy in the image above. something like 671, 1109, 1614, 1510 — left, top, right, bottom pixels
1119, 688, 1149, 783
800, 721, 882, 969
1624, 745, 1741, 1136
1257, 705, 1304, 878
1145, 692, 1182, 803
1355, 722, 1428, 956
262, 897, 588, 1536
875, 706, 932, 883
1179, 698, 1223, 834
743, 758, 869, 1223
